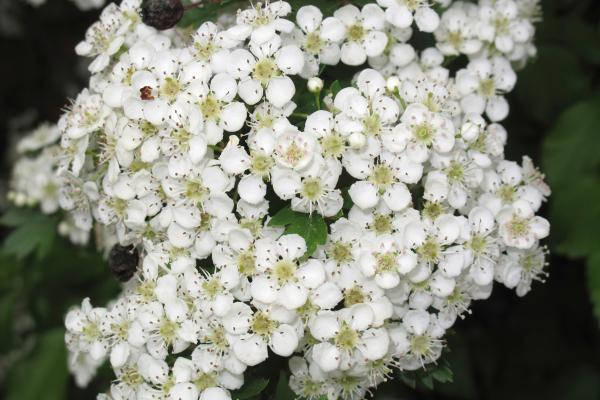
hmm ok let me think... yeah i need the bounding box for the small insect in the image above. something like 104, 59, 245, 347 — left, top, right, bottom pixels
108, 245, 139, 282
140, 0, 185, 31
140, 86, 155, 100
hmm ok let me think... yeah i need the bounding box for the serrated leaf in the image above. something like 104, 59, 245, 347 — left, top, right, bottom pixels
269, 207, 328, 258
542, 95, 600, 188
233, 378, 269, 400
5, 329, 68, 400
2, 210, 57, 260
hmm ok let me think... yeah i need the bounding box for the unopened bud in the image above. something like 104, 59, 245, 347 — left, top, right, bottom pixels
307, 77, 324, 93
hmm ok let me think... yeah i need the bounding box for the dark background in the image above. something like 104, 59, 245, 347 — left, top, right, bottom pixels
0, 0, 599, 399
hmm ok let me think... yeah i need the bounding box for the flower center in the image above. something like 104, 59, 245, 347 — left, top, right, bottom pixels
469, 234, 487, 256
237, 251, 256, 276
205, 326, 229, 352
347, 24, 365, 42
252, 58, 280, 86
202, 276, 224, 299
200, 95, 223, 121
422, 201, 444, 220
372, 213, 393, 234
121, 366, 143, 386
195, 41, 215, 60
446, 161, 465, 183
272, 259, 298, 285
301, 178, 324, 201
194, 372, 218, 391
497, 185, 516, 203
410, 334, 433, 357
185, 180, 210, 204
159, 77, 181, 102
321, 133, 346, 158
250, 152, 274, 177
111, 321, 130, 341
328, 241, 353, 264
370, 164, 395, 191
251, 311, 278, 338
159, 319, 178, 344
417, 238, 441, 263
506, 215, 530, 237
305, 31, 324, 54
479, 78, 496, 98
82, 322, 101, 341
240, 218, 262, 237
414, 122, 434, 145
137, 280, 156, 301
362, 114, 381, 136
344, 286, 367, 307
334, 322, 359, 351
375, 251, 397, 273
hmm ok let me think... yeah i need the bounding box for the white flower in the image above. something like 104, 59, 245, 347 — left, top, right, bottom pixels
391, 103, 455, 163
334, 4, 388, 66
286, 6, 345, 77
377, 0, 440, 32
455, 56, 517, 121
249, 234, 310, 310
497, 200, 549, 249
232, 1, 294, 44
227, 37, 304, 107
435, 4, 482, 56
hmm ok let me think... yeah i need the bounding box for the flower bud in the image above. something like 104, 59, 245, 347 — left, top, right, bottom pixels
386, 76, 401, 92
307, 77, 324, 93
348, 132, 367, 150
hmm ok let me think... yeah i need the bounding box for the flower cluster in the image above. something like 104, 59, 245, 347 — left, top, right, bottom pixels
8, 0, 548, 399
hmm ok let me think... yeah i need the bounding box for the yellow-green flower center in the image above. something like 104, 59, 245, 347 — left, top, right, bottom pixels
321, 133, 346, 158
301, 178, 323, 201
159, 77, 181, 102
417, 238, 441, 263
251, 311, 278, 338
252, 58, 280, 86
334, 322, 359, 351
347, 24, 366, 42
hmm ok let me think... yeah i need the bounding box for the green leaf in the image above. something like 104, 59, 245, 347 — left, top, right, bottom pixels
587, 253, 600, 324
542, 95, 600, 188
269, 207, 328, 258
233, 378, 269, 400
5, 328, 68, 400
2, 209, 57, 260
275, 371, 296, 399
342, 187, 353, 210
549, 177, 600, 258
330, 80, 342, 98
514, 46, 592, 124
398, 357, 453, 391
0, 207, 42, 227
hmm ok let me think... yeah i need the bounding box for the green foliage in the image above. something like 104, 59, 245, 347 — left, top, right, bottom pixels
275, 371, 297, 399
269, 206, 328, 258
5, 329, 68, 400
1, 208, 58, 260
399, 358, 453, 391
542, 95, 600, 322
232, 378, 270, 399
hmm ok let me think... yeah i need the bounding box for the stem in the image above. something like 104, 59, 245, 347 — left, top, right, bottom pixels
292, 112, 309, 119
314, 92, 321, 110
